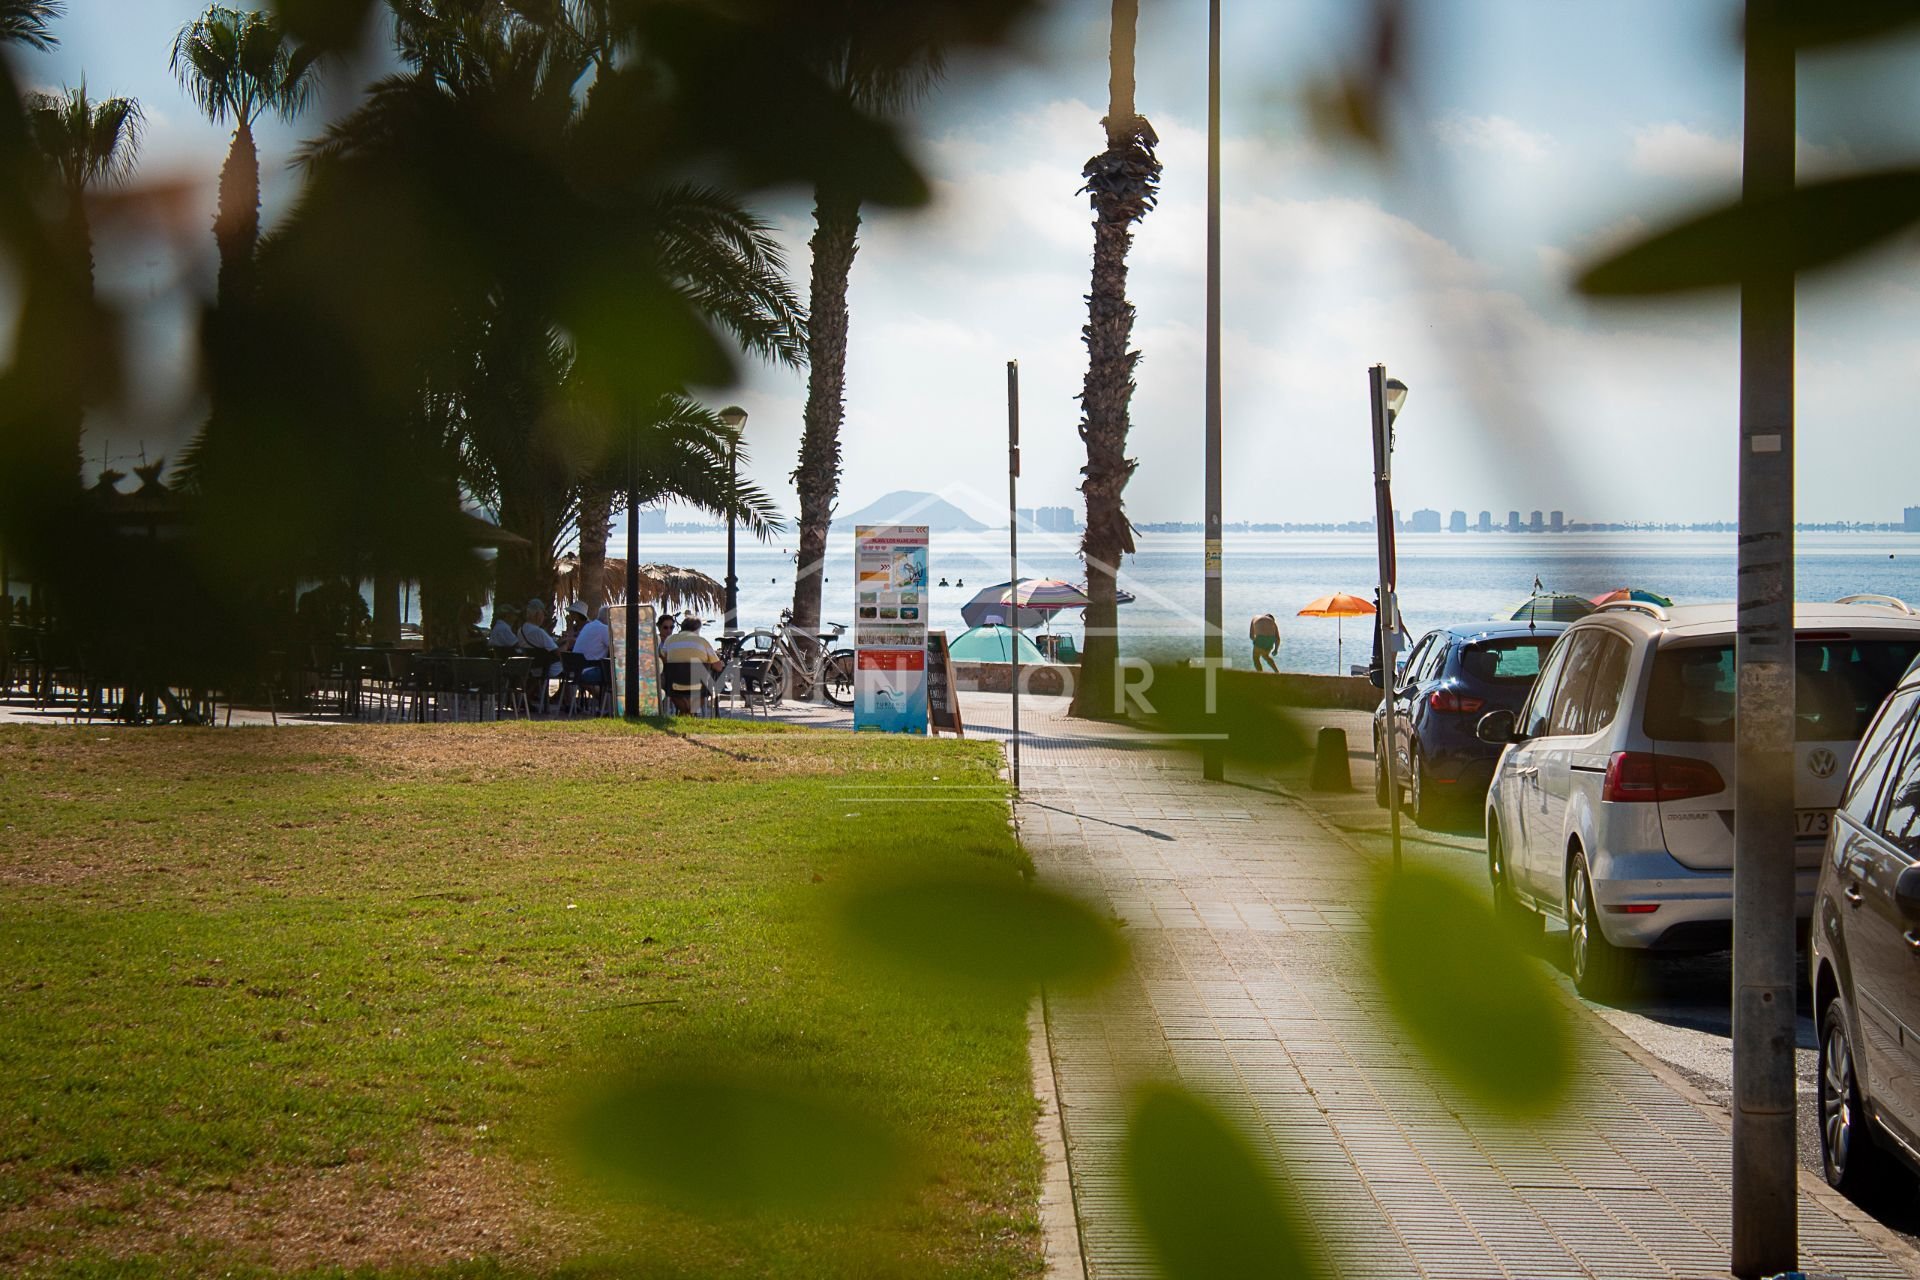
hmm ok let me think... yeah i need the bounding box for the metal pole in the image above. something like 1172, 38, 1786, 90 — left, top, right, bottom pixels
724, 437, 739, 635
624, 447, 641, 722
1201, 0, 1224, 782
1730, 1, 1796, 1272
1008, 359, 1021, 794
1369, 365, 1402, 872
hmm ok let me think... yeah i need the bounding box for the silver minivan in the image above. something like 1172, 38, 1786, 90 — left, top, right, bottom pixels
1479, 597, 1920, 996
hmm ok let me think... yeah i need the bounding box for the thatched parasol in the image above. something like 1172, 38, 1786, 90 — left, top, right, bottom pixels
555, 556, 726, 611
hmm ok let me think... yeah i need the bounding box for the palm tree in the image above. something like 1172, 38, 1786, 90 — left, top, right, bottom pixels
0, 0, 62, 50
21, 85, 142, 478
171, 5, 316, 307
786, 40, 944, 653
1070, 0, 1159, 719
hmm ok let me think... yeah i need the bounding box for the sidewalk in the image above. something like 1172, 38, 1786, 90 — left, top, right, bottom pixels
999, 697, 1916, 1280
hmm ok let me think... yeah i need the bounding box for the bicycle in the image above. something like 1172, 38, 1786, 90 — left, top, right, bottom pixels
720, 614, 854, 708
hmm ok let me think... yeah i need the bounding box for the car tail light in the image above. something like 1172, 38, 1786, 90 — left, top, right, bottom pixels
1429, 688, 1485, 714
1602, 751, 1726, 803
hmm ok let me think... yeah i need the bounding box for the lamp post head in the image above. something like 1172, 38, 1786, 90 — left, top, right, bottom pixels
1384, 377, 1409, 424
716, 405, 749, 431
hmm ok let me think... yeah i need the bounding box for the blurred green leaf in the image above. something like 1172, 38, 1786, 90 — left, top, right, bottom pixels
838, 869, 1125, 994
1370, 868, 1572, 1114
572, 1069, 908, 1216
1764, 1, 1920, 49
1122, 1083, 1322, 1280
1121, 663, 1313, 765
273, 0, 381, 54
1577, 168, 1920, 295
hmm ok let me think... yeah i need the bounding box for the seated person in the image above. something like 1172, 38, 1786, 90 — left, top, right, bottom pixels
519, 598, 563, 680
487, 605, 521, 650
574, 605, 612, 679
658, 616, 723, 714
558, 601, 588, 651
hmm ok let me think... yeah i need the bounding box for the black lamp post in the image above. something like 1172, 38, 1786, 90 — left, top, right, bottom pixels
716, 405, 748, 635
1369, 368, 1409, 868
624, 427, 641, 721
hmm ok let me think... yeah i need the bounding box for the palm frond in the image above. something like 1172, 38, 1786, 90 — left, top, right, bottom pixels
0, 0, 63, 51
652, 184, 808, 368
24, 85, 143, 195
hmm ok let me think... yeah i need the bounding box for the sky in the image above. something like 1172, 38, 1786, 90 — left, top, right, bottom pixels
18, 0, 1920, 527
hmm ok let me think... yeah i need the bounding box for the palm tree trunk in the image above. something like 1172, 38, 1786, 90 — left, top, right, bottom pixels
215, 120, 260, 308
1071, 0, 1159, 720
788, 187, 861, 650
577, 485, 613, 611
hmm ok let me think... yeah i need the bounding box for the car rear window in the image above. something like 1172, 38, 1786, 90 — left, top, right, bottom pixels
1457, 638, 1556, 684
1643, 638, 1920, 743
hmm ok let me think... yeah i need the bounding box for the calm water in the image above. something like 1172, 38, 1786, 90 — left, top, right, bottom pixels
537, 530, 1920, 676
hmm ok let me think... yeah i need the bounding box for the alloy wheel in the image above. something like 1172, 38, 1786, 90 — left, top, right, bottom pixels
1823, 1014, 1857, 1184
1569, 864, 1591, 983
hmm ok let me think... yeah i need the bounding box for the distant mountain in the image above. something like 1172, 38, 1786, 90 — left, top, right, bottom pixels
834, 490, 989, 533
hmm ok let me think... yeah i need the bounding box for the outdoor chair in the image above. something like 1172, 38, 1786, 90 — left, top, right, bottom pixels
383, 649, 420, 723
452, 656, 496, 721
497, 654, 533, 718
662, 659, 715, 716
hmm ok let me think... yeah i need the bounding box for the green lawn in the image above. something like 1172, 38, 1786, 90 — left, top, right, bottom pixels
0, 720, 1041, 1279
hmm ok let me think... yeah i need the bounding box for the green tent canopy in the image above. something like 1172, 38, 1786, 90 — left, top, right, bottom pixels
948, 624, 1048, 664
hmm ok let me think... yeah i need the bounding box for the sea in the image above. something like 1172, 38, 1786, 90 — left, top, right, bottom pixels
493, 529, 1920, 677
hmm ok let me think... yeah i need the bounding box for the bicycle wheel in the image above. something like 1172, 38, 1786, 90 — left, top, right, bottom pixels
822, 648, 855, 708
762, 649, 799, 704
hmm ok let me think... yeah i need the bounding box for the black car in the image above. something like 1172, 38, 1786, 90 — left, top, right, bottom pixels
1812, 659, 1920, 1189
1373, 620, 1567, 826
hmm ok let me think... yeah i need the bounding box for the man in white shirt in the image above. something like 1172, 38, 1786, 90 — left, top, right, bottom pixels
574, 605, 612, 663
487, 605, 521, 650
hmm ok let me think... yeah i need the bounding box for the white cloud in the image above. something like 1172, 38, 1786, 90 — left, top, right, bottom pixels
1629, 123, 1855, 180
1629, 123, 1741, 179
1431, 114, 1554, 163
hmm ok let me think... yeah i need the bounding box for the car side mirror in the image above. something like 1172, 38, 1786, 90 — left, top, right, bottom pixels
1896, 865, 1920, 924
1476, 709, 1518, 745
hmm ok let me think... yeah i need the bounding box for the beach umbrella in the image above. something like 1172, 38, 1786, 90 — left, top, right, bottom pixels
1591, 587, 1674, 608
1002, 578, 1090, 636
1297, 592, 1377, 674
949, 623, 1049, 665
1499, 592, 1595, 624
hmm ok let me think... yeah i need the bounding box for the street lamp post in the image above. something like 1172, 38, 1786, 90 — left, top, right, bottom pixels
717, 406, 748, 636
624, 429, 641, 722
1201, 0, 1224, 782
1369, 367, 1409, 871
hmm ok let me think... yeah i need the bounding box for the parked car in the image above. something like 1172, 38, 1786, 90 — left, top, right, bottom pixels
1478, 597, 1920, 997
1372, 621, 1568, 826
1811, 654, 1920, 1189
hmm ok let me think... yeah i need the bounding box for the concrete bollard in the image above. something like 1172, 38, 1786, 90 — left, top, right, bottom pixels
1310, 726, 1352, 792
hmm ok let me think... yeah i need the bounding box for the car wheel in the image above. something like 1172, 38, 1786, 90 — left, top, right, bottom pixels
1410, 747, 1442, 828
1488, 822, 1541, 937
1568, 851, 1631, 999
1373, 731, 1391, 809
1820, 996, 1894, 1192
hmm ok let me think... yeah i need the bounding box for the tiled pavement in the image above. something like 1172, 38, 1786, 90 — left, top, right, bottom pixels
992, 697, 1918, 1280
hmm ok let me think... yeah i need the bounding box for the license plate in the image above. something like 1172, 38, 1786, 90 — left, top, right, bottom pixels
1797, 809, 1833, 838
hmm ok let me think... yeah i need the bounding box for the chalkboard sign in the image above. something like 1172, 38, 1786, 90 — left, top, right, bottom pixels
926, 631, 964, 738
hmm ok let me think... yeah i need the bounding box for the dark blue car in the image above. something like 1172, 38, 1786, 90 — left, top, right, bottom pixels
1373, 620, 1568, 827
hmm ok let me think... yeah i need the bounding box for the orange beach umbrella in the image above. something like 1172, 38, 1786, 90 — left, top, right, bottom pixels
1297, 592, 1377, 675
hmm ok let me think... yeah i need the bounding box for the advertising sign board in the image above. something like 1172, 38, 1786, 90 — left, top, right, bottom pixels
608, 603, 660, 718
854, 525, 929, 733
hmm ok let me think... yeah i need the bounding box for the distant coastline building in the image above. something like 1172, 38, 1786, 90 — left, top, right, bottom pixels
1449, 510, 1467, 533
641, 507, 668, 535
1036, 506, 1078, 533
1529, 510, 1544, 533
1409, 508, 1442, 533
1477, 510, 1492, 532
1907, 505, 1920, 532
1507, 510, 1522, 533
1550, 510, 1565, 533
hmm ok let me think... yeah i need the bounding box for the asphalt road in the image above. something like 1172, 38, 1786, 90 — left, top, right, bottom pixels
1269, 708, 1920, 1248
